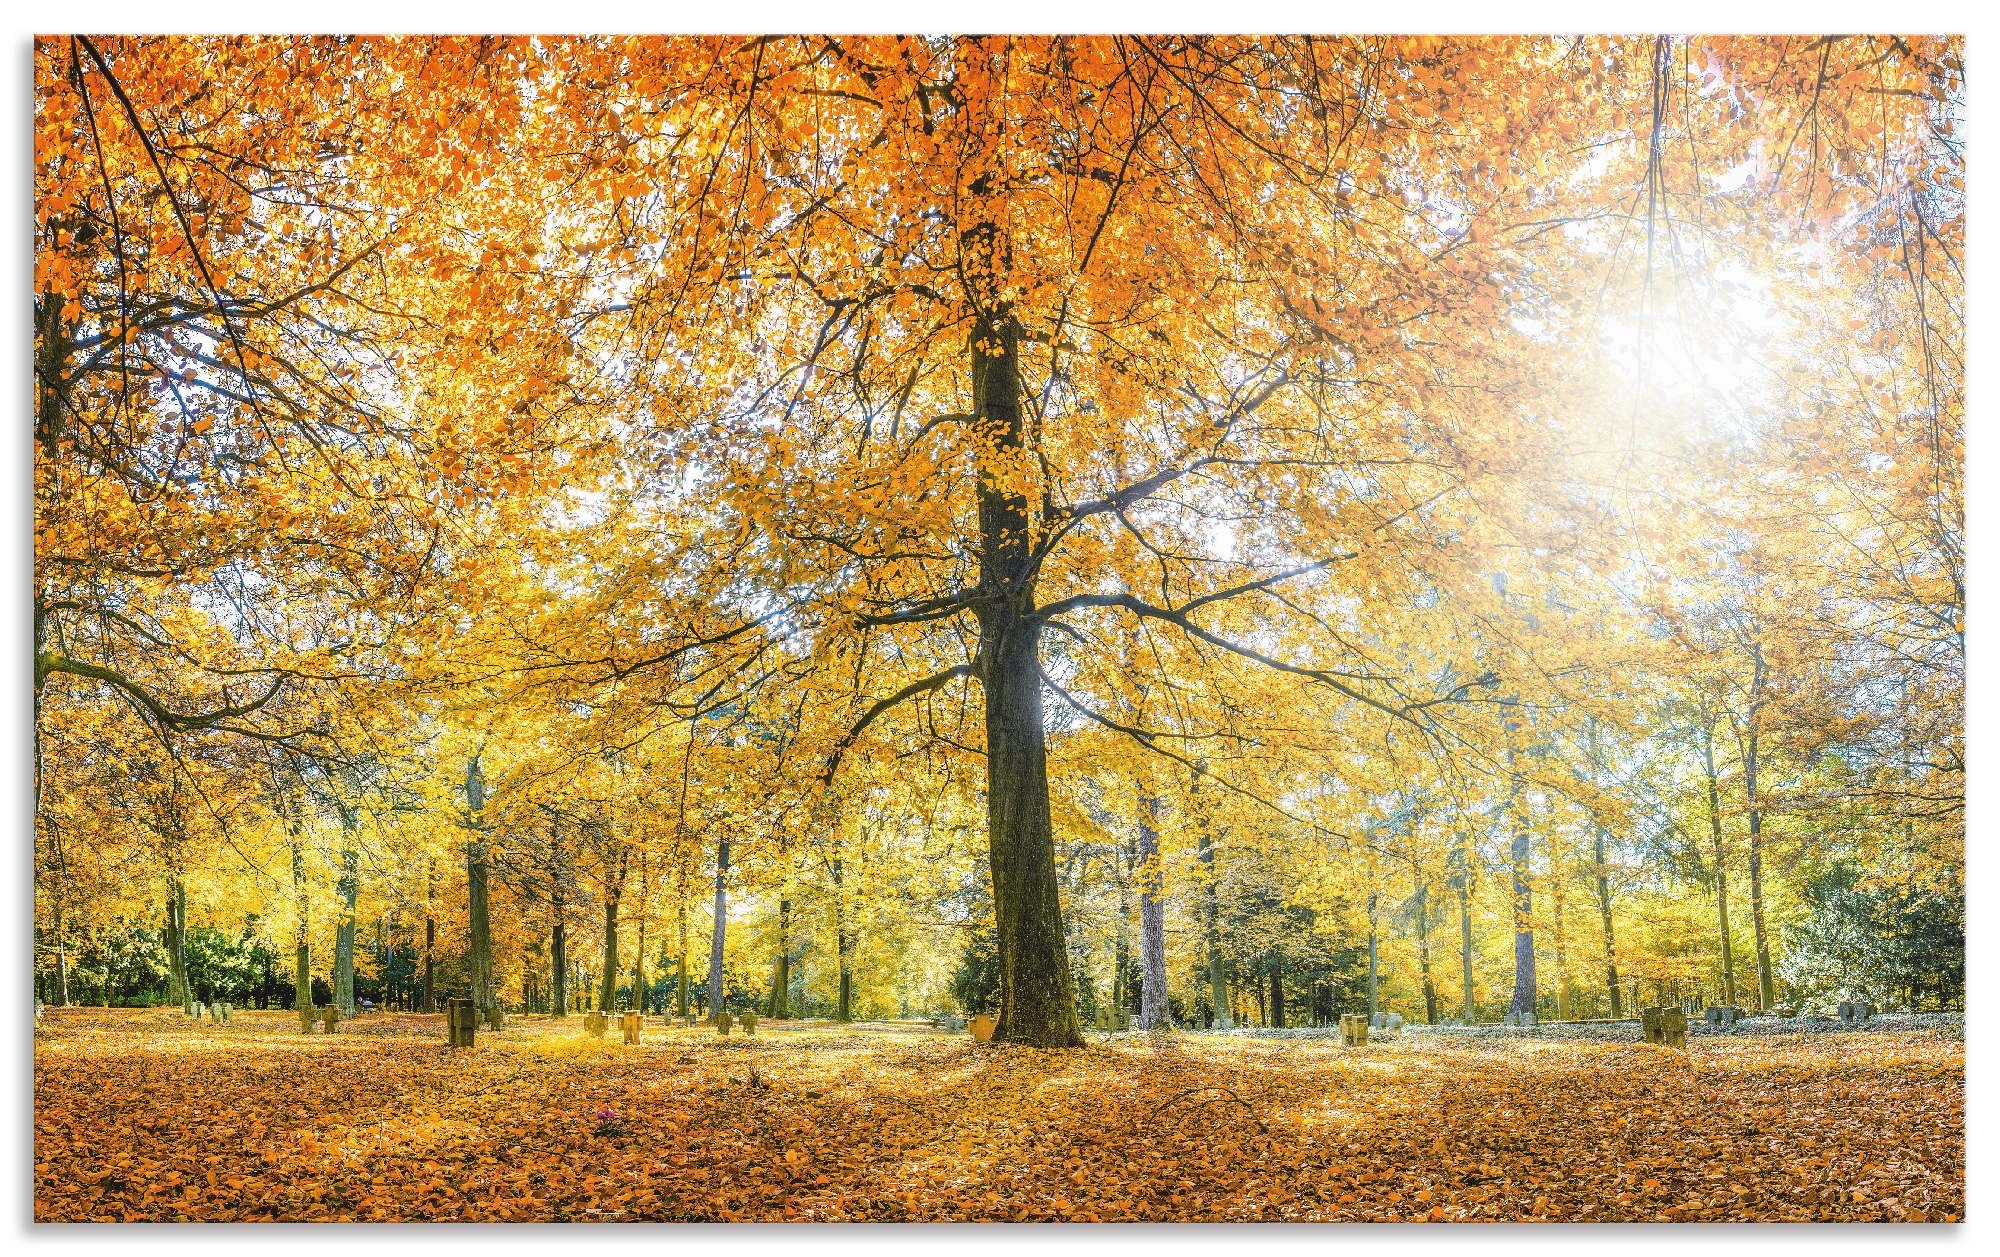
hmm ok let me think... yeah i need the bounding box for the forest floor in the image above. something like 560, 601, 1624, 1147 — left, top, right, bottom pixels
34, 1006, 1963, 1223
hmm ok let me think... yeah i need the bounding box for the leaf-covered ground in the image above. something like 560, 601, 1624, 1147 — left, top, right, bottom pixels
34, 1008, 1963, 1222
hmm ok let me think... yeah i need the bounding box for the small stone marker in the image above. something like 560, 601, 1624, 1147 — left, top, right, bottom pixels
621, 1011, 642, 1045
717, 1010, 734, 1035
969, 1013, 998, 1043
1705, 1005, 1744, 1029
446, 997, 477, 1048
1340, 1013, 1369, 1046
1838, 1000, 1875, 1024
585, 1011, 606, 1038
741, 1010, 757, 1035
317, 1005, 341, 1034
1642, 1006, 1688, 1050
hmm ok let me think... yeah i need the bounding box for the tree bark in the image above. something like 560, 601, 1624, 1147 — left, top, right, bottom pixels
290, 814, 312, 1033
599, 892, 621, 1010
464, 755, 497, 1025
1267, 958, 1286, 1028
1701, 722, 1738, 1007
706, 832, 731, 1019
1592, 821, 1622, 1017
832, 855, 853, 1022
767, 896, 791, 1019
1505, 742, 1537, 1020
1197, 813, 1231, 1029
1134, 789, 1170, 1029
333, 802, 359, 1015
1744, 652, 1776, 1010
163, 874, 190, 1013
1413, 878, 1439, 1024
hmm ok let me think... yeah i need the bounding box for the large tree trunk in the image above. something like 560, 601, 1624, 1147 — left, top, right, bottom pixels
964, 191, 1079, 1045
1134, 790, 1170, 1029
1702, 724, 1738, 1007
706, 833, 731, 1019
333, 803, 359, 1016
464, 756, 498, 1026
1267, 959, 1286, 1028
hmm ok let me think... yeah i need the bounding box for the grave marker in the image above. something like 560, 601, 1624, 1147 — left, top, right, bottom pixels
446, 997, 477, 1048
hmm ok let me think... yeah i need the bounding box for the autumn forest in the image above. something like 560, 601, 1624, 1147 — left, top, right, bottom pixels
32, 34, 1964, 1223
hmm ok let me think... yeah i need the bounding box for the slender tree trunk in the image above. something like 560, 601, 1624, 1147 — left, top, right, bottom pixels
1551, 850, 1569, 1021
675, 893, 690, 1018
767, 897, 791, 1018
1702, 724, 1738, 1007
707, 833, 731, 1019
1505, 744, 1537, 1020
631, 863, 649, 1013
419, 857, 437, 1013
333, 803, 359, 1016
1197, 818, 1231, 1029
1744, 698, 1775, 1010
1267, 958, 1285, 1028
1366, 886, 1381, 1020
1414, 878, 1439, 1024
1593, 822, 1622, 1017
464, 756, 497, 1026
1457, 868, 1476, 1022
163, 875, 190, 1013
1134, 789, 1170, 1029
599, 893, 621, 1010
832, 855, 853, 1022
291, 821, 312, 1032
551, 894, 569, 1018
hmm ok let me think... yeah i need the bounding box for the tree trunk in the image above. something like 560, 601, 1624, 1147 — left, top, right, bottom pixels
333, 803, 359, 1016
464, 756, 497, 1024
1457, 866, 1476, 1022
551, 896, 569, 1018
967, 273, 1080, 1047
1196, 810, 1231, 1029
1744, 694, 1775, 1010
163, 875, 190, 1013
1267, 959, 1285, 1028
599, 894, 621, 1010
290, 823, 312, 1033
832, 855, 853, 1022
1702, 724, 1738, 1008
675, 893, 690, 1018
1414, 878, 1439, 1024
767, 897, 791, 1019
1505, 744, 1537, 1020
1366, 886, 1381, 1020
707, 832, 731, 1019
1593, 822, 1622, 1017
1134, 789, 1170, 1029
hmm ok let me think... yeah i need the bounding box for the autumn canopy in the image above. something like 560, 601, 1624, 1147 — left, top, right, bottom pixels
34, 34, 1961, 1053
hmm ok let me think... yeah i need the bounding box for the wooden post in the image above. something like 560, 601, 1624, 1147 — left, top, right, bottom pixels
621, 1011, 641, 1045
447, 997, 477, 1048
